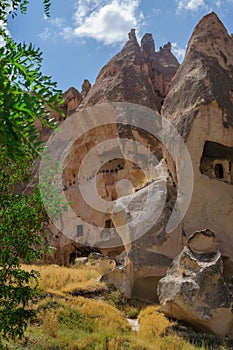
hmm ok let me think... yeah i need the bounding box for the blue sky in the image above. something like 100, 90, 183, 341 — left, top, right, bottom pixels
8, 0, 233, 92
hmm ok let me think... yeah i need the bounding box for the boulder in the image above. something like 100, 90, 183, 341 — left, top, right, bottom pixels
96, 256, 116, 275
107, 177, 183, 302
74, 257, 88, 265
158, 229, 233, 337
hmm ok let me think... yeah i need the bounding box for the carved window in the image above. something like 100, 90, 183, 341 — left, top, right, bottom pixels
200, 141, 233, 184
77, 224, 83, 237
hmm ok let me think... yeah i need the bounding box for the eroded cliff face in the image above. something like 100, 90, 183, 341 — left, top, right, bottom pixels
162, 12, 233, 277
42, 13, 233, 310
51, 85, 86, 121
43, 30, 179, 268
79, 29, 179, 112
41, 101, 181, 302
61, 104, 166, 258
36, 85, 86, 143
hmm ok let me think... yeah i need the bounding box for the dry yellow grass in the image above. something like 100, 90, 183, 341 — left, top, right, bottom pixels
11, 264, 209, 350
138, 305, 170, 336
133, 306, 207, 350
13, 296, 132, 350
16, 297, 206, 350
21, 263, 106, 295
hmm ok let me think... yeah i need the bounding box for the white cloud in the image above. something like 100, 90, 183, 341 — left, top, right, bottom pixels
39, 27, 52, 40
49, 17, 65, 28
60, 26, 76, 41
39, 16, 65, 40
39, 0, 143, 45
171, 42, 186, 62
73, 0, 143, 45
0, 19, 10, 47
177, 0, 206, 12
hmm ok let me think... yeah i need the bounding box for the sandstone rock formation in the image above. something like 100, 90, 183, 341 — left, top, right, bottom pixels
41, 101, 183, 300
81, 79, 91, 98
79, 29, 179, 112
49, 103, 166, 259
43, 222, 99, 266
93, 12, 233, 299
43, 10, 233, 313
37, 86, 83, 142
162, 12, 233, 278
108, 176, 182, 302
96, 256, 116, 275
158, 229, 233, 337
52, 86, 83, 121
42, 29, 179, 267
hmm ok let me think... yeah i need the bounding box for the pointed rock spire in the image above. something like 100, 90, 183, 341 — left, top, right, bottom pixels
141, 33, 155, 56
128, 28, 137, 41
80, 29, 179, 111
162, 11, 233, 139
185, 12, 233, 66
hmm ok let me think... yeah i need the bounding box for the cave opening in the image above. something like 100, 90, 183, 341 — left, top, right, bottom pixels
69, 251, 80, 265
105, 219, 114, 228
214, 163, 224, 179
200, 141, 233, 184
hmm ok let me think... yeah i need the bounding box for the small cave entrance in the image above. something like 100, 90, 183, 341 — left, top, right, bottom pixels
69, 251, 80, 265
68, 246, 101, 266
104, 219, 114, 229
214, 163, 224, 179
200, 141, 233, 184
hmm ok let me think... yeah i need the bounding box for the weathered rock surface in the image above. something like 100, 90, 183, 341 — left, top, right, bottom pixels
74, 257, 88, 265
162, 12, 233, 277
102, 175, 183, 302
96, 256, 116, 274
37, 86, 84, 143
162, 12, 233, 139
80, 29, 179, 112
41, 11, 233, 310
40, 28, 179, 266
49, 86, 83, 123
42, 100, 180, 276
58, 103, 163, 258
158, 230, 233, 337
81, 79, 91, 98
43, 222, 99, 266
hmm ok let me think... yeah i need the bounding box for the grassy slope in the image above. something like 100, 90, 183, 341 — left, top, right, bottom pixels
5, 264, 230, 350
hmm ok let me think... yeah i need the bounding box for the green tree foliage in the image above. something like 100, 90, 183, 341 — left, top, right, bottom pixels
0, 0, 63, 346
0, 1, 61, 159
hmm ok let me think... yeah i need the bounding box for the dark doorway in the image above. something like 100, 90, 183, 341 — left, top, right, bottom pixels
214, 163, 224, 179
105, 219, 114, 228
